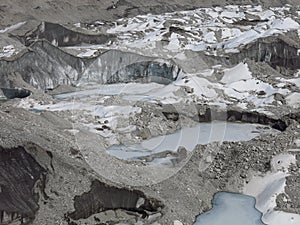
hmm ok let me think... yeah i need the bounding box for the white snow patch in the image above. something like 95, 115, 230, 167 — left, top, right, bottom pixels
220, 63, 290, 107
77, 49, 98, 58
174, 52, 187, 60
295, 139, 300, 148
165, 33, 181, 51
0, 21, 26, 33
286, 78, 300, 88
265, 211, 300, 225
175, 76, 219, 99
221, 63, 252, 84
286, 93, 300, 108
0, 45, 15, 58
271, 18, 299, 30
244, 153, 299, 225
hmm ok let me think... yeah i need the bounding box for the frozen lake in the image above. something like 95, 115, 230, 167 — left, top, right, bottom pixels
194, 192, 265, 225
107, 121, 278, 164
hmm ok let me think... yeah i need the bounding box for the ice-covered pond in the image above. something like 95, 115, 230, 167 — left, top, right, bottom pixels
194, 192, 265, 225
107, 121, 279, 164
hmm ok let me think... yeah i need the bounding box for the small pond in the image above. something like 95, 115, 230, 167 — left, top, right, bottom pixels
194, 192, 265, 225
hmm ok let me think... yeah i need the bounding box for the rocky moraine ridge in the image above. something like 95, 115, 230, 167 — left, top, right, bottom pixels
0, 1, 300, 225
